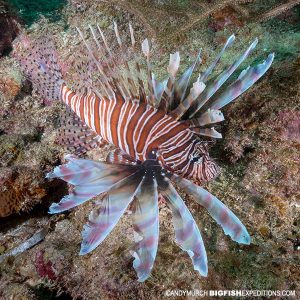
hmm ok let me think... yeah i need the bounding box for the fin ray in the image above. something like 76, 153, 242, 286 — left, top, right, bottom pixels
160, 180, 208, 276
210, 53, 274, 110
132, 175, 159, 282
80, 171, 144, 255
189, 38, 258, 117
47, 156, 139, 213
172, 176, 251, 244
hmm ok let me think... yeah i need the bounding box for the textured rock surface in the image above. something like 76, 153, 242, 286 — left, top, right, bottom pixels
0, 1, 299, 299
0, 1, 20, 57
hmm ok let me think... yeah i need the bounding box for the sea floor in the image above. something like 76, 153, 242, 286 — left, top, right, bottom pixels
0, 1, 299, 299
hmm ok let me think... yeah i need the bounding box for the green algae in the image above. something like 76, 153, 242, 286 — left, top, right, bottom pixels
215, 251, 281, 290
7, 0, 67, 26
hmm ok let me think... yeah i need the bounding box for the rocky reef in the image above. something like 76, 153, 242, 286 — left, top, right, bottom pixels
0, 1, 299, 299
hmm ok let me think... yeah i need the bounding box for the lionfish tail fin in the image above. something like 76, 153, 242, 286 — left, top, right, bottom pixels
14, 34, 64, 104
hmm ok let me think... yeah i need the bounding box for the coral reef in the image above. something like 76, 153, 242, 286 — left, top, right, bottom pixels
0, 1, 20, 57
0, 0, 299, 299
94, 0, 300, 42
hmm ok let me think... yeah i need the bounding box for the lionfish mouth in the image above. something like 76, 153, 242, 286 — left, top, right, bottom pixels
47, 153, 251, 282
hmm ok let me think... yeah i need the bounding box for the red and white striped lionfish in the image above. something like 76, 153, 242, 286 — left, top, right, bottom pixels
16, 22, 274, 282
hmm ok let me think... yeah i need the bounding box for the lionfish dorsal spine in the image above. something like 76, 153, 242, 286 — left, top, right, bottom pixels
189, 38, 259, 118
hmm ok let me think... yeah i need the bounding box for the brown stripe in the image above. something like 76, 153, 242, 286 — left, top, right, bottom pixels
94, 96, 101, 135
103, 98, 110, 142
144, 120, 187, 156
136, 109, 165, 154
109, 97, 122, 146
126, 102, 147, 157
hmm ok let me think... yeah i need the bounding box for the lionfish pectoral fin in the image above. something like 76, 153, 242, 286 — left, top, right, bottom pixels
132, 175, 159, 282
57, 108, 107, 157
160, 180, 208, 277
47, 155, 139, 213
173, 176, 251, 245
209, 53, 275, 110
80, 171, 145, 255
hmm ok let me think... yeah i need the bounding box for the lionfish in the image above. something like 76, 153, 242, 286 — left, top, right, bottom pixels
16, 22, 274, 282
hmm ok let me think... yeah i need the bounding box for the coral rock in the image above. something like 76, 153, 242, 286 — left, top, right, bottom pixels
0, 1, 20, 57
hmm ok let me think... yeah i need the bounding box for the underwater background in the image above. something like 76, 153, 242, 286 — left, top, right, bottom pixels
0, 0, 299, 299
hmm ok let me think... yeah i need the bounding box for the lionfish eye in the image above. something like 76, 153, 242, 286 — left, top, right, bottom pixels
191, 156, 203, 163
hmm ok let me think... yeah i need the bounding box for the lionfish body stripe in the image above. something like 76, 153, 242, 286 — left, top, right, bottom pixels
61, 84, 193, 166
16, 24, 274, 282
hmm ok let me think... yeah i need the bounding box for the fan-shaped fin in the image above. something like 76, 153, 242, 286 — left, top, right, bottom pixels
159, 180, 208, 277
189, 38, 258, 118
172, 176, 251, 244
46, 155, 113, 185
209, 53, 274, 110
80, 171, 144, 255
57, 108, 107, 156
132, 175, 159, 282
47, 155, 139, 213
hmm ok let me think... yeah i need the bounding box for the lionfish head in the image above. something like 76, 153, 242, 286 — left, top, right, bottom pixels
188, 142, 220, 184
159, 141, 220, 185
